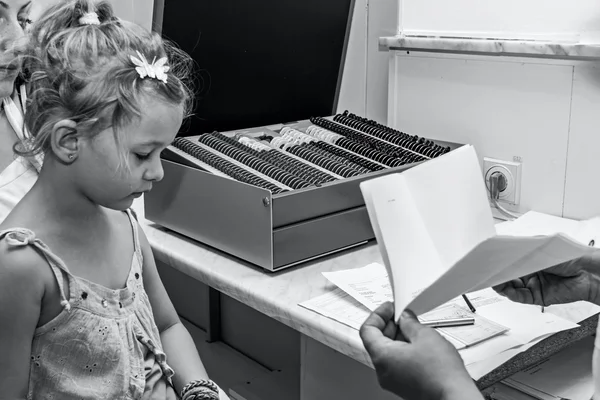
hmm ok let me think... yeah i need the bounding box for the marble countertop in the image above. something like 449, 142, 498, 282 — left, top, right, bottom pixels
132, 199, 381, 368
379, 35, 600, 60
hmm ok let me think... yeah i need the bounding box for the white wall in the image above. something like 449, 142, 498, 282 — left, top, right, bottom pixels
399, 0, 600, 42
562, 65, 600, 219
387, 53, 600, 219
337, 0, 396, 124
386, 1, 600, 219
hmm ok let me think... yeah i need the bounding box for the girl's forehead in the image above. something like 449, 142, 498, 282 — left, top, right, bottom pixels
125, 102, 184, 145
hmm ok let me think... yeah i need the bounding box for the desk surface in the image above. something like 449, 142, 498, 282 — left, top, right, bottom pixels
132, 197, 527, 367
134, 197, 596, 387
137, 197, 380, 367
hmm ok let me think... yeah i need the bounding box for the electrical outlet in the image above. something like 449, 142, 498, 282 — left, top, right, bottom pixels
482, 157, 522, 206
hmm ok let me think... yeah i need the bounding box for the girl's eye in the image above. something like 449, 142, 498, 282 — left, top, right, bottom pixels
135, 153, 150, 161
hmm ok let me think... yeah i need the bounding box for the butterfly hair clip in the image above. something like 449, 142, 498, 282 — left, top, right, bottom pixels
130, 51, 170, 83
79, 12, 100, 26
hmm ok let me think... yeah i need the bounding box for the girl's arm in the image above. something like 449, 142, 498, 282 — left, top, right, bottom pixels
0, 244, 46, 400
138, 224, 211, 395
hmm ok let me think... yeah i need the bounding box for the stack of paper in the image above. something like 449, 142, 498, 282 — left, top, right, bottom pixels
300, 262, 586, 349
299, 261, 599, 381
359, 144, 600, 322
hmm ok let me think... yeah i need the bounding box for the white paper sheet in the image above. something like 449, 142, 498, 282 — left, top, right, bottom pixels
545, 301, 600, 324
459, 303, 580, 366
322, 263, 392, 311
298, 288, 371, 330
359, 145, 600, 322
477, 301, 579, 344
465, 300, 600, 379
422, 304, 509, 347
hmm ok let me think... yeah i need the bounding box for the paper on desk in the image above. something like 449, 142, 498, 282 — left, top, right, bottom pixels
465, 300, 600, 380
322, 263, 392, 312
545, 300, 600, 324
453, 290, 580, 367
503, 335, 594, 400
320, 268, 507, 349
322, 265, 577, 352
359, 145, 600, 323
298, 288, 371, 330
495, 210, 600, 242
459, 304, 579, 366
423, 304, 509, 347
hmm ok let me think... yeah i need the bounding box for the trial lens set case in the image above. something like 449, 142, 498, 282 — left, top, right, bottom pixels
144, 112, 463, 271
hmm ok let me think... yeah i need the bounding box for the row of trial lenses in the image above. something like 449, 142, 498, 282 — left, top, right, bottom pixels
283, 142, 362, 179
334, 137, 405, 168
262, 148, 336, 185
280, 127, 369, 174
305, 125, 344, 144
199, 134, 292, 188
216, 133, 328, 186
270, 135, 343, 178
326, 117, 428, 163
311, 117, 425, 164
340, 110, 450, 155
304, 126, 385, 172
223, 134, 325, 183
334, 114, 444, 159
336, 111, 450, 157
272, 134, 365, 178
278, 127, 318, 148
199, 133, 312, 190
174, 138, 284, 193
198, 138, 300, 190
334, 113, 439, 158
309, 117, 409, 160
304, 142, 371, 175
172, 138, 285, 194
238, 136, 272, 152
310, 141, 384, 172
271, 135, 306, 151
238, 136, 335, 185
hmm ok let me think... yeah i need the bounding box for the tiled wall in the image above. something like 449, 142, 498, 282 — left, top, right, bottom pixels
387, 52, 600, 219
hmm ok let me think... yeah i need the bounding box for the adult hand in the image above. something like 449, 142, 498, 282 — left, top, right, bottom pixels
493, 256, 600, 307
359, 302, 483, 400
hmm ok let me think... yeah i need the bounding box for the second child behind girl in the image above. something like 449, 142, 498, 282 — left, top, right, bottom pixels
0, 0, 226, 399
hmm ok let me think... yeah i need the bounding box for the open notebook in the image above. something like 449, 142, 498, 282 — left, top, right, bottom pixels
359, 145, 600, 322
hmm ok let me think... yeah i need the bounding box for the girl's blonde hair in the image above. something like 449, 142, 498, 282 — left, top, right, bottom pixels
16, 0, 193, 166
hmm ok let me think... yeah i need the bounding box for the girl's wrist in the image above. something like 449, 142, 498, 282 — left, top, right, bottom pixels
180, 379, 219, 400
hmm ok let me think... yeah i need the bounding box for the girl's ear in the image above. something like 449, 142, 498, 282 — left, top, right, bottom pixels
50, 120, 79, 163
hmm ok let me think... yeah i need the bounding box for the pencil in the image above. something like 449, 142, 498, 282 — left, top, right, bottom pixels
462, 294, 476, 313
421, 317, 475, 328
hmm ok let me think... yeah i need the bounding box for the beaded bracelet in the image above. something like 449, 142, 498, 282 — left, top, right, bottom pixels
181, 379, 219, 400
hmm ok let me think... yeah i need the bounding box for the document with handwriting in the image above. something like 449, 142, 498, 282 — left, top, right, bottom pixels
360, 145, 600, 322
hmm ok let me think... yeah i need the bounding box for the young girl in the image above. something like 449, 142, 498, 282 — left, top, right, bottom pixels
0, 1, 224, 399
